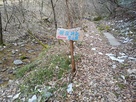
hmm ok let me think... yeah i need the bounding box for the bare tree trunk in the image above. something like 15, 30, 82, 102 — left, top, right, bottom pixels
0, 12, 3, 45
18, 0, 25, 23
92, 0, 100, 16
51, 0, 57, 29
3, 0, 9, 25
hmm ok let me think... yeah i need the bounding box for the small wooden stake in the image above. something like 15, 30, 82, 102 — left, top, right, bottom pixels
70, 40, 76, 72
65, 0, 76, 72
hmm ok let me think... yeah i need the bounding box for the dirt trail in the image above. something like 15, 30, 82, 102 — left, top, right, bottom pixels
66, 20, 132, 102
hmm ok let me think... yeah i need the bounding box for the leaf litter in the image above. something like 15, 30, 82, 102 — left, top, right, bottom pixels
0, 20, 136, 102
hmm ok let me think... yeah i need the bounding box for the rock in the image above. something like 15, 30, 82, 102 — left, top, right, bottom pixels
12, 49, 19, 54
7, 95, 13, 98
8, 80, 14, 84
67, 83, 73, 94
98, 52, 103, 55
3, 46, 6, 48
0, 68, 7, 72
13, 60, 23, 65
3, 77, 9, 81
127, 69, 136, 74
0, 79, 3, 84
28, 95, 37, 102
17, 42, 22, 45
91, 48, 96, 51
107, 92, 117, 102
12, 93, 21, 101
112, 65, 117, 69
21, 44, 25, 47
0, 61, 2, 64
18, 53, 22, 56
106, 53, 125, 63
2, 57, 7, 61
8, 69, 13, 74
28, 50, 34, 53
12, 50, 16, 54
103, 32, 120, 46
15, 49, 19, 52
85, 34, 89, 37
13, 43, 18, 46
128, 57, 136, 61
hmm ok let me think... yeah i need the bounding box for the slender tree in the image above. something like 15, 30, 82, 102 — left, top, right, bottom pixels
51, 0, 57, 29
0, 12, 3, 45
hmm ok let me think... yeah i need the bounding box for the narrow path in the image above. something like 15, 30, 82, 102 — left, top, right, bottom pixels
66, 20, 132, 102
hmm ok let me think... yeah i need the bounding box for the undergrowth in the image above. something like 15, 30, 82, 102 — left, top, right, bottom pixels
14, 51, 74, 101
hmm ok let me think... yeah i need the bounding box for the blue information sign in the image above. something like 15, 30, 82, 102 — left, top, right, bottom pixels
56, 28, 80, 41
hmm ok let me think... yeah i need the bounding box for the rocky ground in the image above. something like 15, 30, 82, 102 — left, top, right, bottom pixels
0, 36, 43, 85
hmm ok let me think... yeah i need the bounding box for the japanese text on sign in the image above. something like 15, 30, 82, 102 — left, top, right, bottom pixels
56, 28, 80, 41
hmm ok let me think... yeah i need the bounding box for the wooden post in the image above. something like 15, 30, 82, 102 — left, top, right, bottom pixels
65, 0, 76, 72
0, 12, 3, 45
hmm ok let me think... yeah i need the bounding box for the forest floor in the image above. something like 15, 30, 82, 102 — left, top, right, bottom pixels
0, 19, 136, 102
0, 1, 136, 101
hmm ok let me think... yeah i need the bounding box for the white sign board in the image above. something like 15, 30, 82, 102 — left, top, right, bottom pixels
56, 28, 80, 41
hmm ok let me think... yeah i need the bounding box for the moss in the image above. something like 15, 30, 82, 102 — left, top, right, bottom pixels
93, 16, 102, 21
15, 62, 38, 78
97, 24, 111, 31
113, 92, 120, 98
0, 43, 6, 46
119, 63, 129, 69
20, 55, 28, 60
117, 83, 126, 90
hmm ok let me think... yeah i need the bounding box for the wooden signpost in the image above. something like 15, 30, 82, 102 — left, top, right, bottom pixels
56, 0, 80, 73
56, 27, 80, 72
66, 0, 75, 73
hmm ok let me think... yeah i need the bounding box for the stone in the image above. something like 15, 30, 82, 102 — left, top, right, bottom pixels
103, 32, 120, 46
15, 49, 19, 52
28, 95, 37, 102
112, 65, 117, 69
12, 93, 21, 101
8, 69, 13, 74
0, 79, 3, 84
13, 43, 18, 46
28, 50, 34, 53
0, 68, 7, 72
91, 48, 96, 51
127, 69, 136, 74
3, 77, 9, 81
107, 92, 117, 102
21, 44, 25, 47
2, 57, 6, 61
12, 50, 16, 54
13, 60, 23, 65
3, 46, 6, 48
